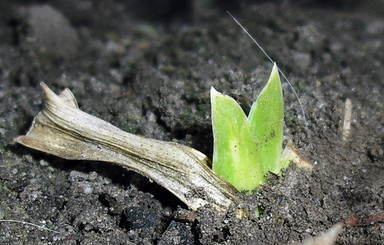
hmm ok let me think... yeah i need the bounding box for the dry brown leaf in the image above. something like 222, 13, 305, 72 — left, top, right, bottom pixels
15, 83, 240, 213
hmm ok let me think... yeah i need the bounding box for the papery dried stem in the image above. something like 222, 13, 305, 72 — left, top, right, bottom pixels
15, 83, 240, 212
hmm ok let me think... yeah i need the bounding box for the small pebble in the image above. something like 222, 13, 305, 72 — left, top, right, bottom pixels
83, 186, 93, 194
39, 159, 50, 166
89, 171, 98, 180
11, 168, 18, 175
163, 207, 172, 217
24, 155, 33, 163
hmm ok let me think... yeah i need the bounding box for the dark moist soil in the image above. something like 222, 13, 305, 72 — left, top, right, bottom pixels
0, 1, 383, 244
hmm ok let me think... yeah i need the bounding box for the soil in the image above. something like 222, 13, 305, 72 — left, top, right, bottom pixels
0, 1, 383, 244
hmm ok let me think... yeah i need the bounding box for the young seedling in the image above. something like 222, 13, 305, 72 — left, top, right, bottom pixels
209, 13, 310, 192
211, 63, 287, 191
15, 14, 309, 215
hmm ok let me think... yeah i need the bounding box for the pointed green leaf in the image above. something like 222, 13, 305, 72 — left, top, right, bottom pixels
248, 63, 284, 175
211, 87, 265, 191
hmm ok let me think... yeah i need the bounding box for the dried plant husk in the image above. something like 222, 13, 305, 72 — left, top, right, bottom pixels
15, 83, 240, 213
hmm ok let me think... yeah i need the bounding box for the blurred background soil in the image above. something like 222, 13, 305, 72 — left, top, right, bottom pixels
0, 0, 383, 244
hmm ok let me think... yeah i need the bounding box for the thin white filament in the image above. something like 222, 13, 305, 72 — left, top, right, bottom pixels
227, 11, 308, 125
0, 219, 64, 234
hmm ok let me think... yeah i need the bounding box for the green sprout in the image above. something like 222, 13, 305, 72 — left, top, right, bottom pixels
211, 63, 288, 191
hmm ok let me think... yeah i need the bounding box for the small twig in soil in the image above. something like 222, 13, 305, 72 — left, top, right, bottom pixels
346, 211, 384, 226
342, 98, 352, 142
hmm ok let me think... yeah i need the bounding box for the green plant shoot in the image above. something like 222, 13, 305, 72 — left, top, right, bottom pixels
211, 87, 265, 191
211, 63, 286, 191
248, 63, 285, 174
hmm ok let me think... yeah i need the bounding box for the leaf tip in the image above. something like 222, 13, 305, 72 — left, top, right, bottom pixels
271, 62, 280, 80
210, 86, 219, 97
